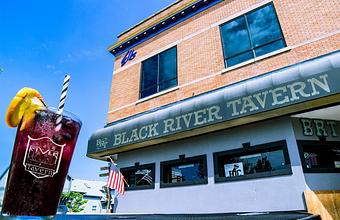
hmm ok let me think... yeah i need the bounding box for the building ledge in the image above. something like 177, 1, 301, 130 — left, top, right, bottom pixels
221, 46, 292, 74
136, 86, 180, 105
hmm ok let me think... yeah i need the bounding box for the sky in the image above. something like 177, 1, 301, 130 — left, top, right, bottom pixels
0, 0, 175, 181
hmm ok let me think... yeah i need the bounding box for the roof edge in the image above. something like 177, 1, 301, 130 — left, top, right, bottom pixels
117, 0, 183, 38
107, 0, 211, 55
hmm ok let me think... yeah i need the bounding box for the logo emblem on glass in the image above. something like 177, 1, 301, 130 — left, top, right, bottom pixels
23, 136, 65, 178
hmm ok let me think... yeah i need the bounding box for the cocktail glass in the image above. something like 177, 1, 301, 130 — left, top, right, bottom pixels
1, 107, 81, 216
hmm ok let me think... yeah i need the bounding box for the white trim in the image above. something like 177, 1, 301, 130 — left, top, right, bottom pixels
221, 46, 291, 74
108, 86, 179, 114
108, 102, 136, 114
222, 59, 255, 73
137, 86, 179, 104
254, 46, 291, 61
180, 70, 222, 88
291, 29, 340, 49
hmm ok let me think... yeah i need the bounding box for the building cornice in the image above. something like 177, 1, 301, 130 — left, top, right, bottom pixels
108, 0, 224, 57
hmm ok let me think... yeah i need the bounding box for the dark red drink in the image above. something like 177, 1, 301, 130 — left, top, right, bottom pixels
2, 108, 81, 216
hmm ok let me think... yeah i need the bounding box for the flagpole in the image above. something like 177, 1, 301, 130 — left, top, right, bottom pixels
123, 178, 130, 187
107, 186, 111, 213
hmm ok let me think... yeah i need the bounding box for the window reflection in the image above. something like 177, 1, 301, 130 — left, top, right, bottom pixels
169, 163, 205, 183
255, 39, 285, 57
220, 16, 252, 57
220, 150, 286, 177
226, 51, 254, 67
299, 142, 340, 170
247, 4, 282, 47
214, 141, 292, 182
159, 47, 177, 82
220, 3, 285, 67
121, 164, 155, 190
161, 155, 207, 187
140, 47, 177, 98
141, 55, 158, 90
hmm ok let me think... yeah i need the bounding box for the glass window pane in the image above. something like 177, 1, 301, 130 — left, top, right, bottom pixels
166, 162, 204, 183
161, 156, 207, 187
303, 145, 340, 169
159, 47, 177, 82
134, 168, 153, 186
217, 148, 288, 178
121, 165, 154, 189
159, 78, 177, 92
220, 16, 252, 57
226, 50, 254, 67
255, 39, 285, 57
141, 86, 157, 98
141, 55, 158, 90
247, 4, 284, 48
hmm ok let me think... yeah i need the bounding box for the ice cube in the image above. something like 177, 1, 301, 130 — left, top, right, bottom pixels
63, 133, 72, 141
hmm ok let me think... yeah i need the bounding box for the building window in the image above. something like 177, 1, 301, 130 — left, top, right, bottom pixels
213, 140, 292, 183
297, 140, 340, 173
220, 3, 286, 67
92, 205, 97, 211
121, 163, 155, 190
140, 46, 177, 99
160, 155, 207, 188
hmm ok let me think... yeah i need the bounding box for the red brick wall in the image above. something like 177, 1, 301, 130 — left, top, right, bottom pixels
107, 0, 340, 123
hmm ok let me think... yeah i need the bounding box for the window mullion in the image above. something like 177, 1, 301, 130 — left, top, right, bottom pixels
157, 54, 160, 93
253, 37, 282, 50
140, 66, 144, 98
244, 14, 255, 58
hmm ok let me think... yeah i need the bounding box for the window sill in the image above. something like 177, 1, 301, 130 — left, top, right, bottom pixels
160, 179, 208, 188
221, 46, 291, 74
214, 168, 292, 183
136, 86, 179, 104
302, 168, 340, 173
125, 184, 155, 191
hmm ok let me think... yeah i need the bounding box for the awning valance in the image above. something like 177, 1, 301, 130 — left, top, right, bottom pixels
87, 51, 340, 160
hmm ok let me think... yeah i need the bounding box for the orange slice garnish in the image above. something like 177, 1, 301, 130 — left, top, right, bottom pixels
6, 87, 46, 130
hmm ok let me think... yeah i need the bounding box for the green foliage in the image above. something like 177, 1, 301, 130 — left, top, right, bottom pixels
60, 192, 88, 213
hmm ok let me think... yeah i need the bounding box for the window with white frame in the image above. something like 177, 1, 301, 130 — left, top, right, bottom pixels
220, 3, 286, 67
140, 46, 177, 98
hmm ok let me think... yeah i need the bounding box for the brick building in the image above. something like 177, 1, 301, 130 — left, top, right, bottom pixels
88, 0, 340, 214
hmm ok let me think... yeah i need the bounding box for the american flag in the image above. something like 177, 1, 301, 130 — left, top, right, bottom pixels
107, 164, 125, 196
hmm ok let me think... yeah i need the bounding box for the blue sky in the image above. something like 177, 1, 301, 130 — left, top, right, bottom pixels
0, 0, 175, 181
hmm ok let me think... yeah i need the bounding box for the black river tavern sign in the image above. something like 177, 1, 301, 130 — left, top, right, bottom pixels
105, 73, 330, 147
87, 51, 340, 158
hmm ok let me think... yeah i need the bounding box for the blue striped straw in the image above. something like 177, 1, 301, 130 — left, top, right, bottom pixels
55, 74, 71, 131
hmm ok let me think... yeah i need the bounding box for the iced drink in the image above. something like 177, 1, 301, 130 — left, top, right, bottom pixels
2, 107, 81, 216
